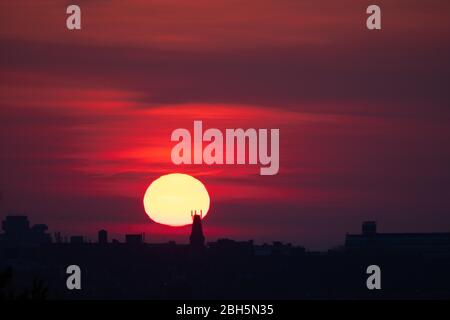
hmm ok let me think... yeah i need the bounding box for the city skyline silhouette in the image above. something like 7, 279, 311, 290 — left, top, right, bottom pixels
1, 213, 450, 300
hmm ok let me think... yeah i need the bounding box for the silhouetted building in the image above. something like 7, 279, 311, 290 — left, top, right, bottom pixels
2, 216, 29, 234
345, 221, 450, 256
30, 224, 52, 244
125, 234, 143, 245
70, 236, 84, 244
254, 241, 305, 256
98, 229, 108, 244
271, 241, 293, 255
190, 210, 205, 249
0, 215, 51, 246
208, 239, 253, 256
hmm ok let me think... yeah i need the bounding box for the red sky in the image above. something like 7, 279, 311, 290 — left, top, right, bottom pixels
1, 0, 450, 249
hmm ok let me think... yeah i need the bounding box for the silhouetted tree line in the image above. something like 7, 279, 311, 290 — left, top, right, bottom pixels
0, 267, 48, 300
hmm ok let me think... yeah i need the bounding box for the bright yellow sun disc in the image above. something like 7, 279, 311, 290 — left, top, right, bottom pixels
143, 173, 210, 227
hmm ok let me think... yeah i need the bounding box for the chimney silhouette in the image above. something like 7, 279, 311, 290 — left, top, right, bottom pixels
190, 210, 205, 248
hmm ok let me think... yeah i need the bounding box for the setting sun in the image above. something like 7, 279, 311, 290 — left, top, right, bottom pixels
143, 173, 210, 227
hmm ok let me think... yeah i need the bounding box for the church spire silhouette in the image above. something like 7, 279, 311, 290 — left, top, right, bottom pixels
190, 210, 205, 249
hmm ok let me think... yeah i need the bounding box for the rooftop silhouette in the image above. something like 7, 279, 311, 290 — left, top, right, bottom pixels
1, 215, 450, 299
345, 221, 450, 255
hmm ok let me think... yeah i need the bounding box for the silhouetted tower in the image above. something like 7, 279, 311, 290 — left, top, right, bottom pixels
190, 210, 205, 248
98, 229, 108, 244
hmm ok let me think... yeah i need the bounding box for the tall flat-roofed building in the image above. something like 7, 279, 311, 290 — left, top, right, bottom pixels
345, 221, 450, 256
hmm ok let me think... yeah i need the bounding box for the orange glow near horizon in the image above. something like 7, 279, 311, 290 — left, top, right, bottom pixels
143, 173, 210, 227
